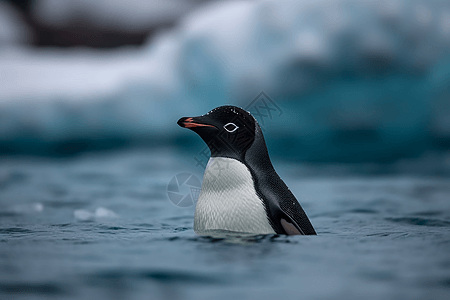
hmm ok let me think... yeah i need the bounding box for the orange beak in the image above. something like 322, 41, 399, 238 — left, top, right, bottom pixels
177, 117, 215, 129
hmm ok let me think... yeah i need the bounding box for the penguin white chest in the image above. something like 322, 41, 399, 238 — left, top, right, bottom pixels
194, 157, 275, 235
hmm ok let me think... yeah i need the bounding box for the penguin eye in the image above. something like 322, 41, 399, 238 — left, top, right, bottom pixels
223, 123, 239, 133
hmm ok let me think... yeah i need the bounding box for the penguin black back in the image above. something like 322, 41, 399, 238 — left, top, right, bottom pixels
245, 121, 317, 235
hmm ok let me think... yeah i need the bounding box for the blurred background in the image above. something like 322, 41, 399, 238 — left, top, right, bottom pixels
2, 2, 450, 300
1, 0, 449, 166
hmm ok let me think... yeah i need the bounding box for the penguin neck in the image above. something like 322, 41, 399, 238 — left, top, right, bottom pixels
243, 124, 275, 175
208, 139, 248, 162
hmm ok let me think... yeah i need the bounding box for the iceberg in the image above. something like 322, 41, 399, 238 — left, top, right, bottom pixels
0, 0, 449, 161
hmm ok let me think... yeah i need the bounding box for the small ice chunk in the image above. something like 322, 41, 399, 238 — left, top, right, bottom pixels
74, 207, 117, 221
33, 203, 44, 212
95, 207, 117, 218
74, 209, 94, 221
12, 202, 44, 214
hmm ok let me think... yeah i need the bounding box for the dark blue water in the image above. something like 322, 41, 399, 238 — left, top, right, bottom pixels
1, 149, 450, 300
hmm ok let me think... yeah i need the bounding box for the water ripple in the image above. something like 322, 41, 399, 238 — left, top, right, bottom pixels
87, 269, 226, 285
0, 228, 33, 234
0, 282, 68, 295
386, 217, 450, 227
161, 233, 300, 245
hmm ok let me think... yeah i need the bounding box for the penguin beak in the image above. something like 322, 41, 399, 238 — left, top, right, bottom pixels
177, 117, 216, 129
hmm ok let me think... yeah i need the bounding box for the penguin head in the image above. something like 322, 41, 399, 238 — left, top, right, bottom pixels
178, 106, 257, 159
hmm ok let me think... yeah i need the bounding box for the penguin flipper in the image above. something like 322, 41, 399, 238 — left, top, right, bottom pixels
266, 189, 317, 235
280, 217, 304, 235
276, 201, 317, 235
257, 183, 317, 235
259, 183, 316, 235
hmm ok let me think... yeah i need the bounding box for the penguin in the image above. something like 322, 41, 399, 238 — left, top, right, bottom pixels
177, 105, 316, 236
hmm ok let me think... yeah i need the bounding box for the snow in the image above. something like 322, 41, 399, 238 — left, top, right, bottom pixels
0, 48, 151, 102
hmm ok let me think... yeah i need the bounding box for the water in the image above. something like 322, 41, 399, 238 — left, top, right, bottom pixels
1, 149, 450, 300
